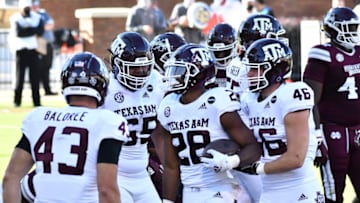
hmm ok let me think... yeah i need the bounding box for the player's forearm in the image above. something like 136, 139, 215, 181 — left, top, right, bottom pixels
263, 149, 307, 174
2, 179, 22, 203
151, 132, 165, 164
236, 142, 262, 168
162, 167, 180, 201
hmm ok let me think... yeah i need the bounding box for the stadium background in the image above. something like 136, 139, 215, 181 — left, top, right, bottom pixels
0, 0, 358, 83
0, 1, 358, 202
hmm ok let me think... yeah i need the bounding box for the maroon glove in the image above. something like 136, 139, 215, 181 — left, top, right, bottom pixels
314, 142, 328, 167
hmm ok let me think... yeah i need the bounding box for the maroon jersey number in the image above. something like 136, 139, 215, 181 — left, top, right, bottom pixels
34, 126, 88, 175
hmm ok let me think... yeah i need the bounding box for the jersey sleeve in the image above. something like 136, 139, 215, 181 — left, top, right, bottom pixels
214, 88, 241, 116
279, 82, 314, 116
21, 108, 43, 141
99, 110, 129, 142
303, 45, 330, 83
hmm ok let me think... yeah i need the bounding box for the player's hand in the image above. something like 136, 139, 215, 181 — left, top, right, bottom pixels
200, 149, 240, 173
239, 161, 264, 175
314, 142, 328, 167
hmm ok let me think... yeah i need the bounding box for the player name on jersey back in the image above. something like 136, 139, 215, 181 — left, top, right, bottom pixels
43, 110, 88, 122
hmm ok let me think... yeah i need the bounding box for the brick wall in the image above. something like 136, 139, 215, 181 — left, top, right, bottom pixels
1, 0, 358, 57
40, 0, 356, 31
0, 0, 356, 30
1, 0, 357, 30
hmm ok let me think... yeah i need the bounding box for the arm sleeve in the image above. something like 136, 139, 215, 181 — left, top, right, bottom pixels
97, 138, 123, 164
16, 22, 37, 37
35, 19, 45, 36
303, 47, 330, 83
15, 134, 31, 154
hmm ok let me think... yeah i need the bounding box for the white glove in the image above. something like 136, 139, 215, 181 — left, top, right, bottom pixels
200, 149, 240, 173
163, 199, 174, 203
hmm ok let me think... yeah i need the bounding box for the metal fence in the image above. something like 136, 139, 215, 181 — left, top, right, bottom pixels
0, 29, 14, 90
0, 29, 75, 91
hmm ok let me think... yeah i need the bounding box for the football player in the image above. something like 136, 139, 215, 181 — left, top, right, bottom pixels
239, 38, 324, 202
157, 43, 261, 203
303, 7, 360, 203
206, 22, 258, 203
104, 31, 165, 203
3, 52, 129, 203
149, 32, 187, 202
206, 23, 238, 88
227, 13, 288, 94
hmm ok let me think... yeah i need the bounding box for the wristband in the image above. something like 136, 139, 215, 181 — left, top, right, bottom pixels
163, 199, 174, 203
256, 162, 265, 174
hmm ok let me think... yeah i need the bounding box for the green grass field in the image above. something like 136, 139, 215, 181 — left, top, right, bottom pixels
0, 89, 356, 202
0, 89, 66, 179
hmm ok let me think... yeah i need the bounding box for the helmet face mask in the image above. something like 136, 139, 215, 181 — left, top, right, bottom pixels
207, 23, 237, 69
243, 60, 272, 92
163, 44, 215, 93
164, 60, 199, 92
61, 52, 109, 106
109, 32, 154, 91
323, 7, 360, 50
242, 38, 292, 92
113, 56, 153, 90
208, 42, 237, 68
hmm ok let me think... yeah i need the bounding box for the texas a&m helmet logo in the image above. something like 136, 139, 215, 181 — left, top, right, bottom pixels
252, 17, 273, 35
262, 43, 287, 63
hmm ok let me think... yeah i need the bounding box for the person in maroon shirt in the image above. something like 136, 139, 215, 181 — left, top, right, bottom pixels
303, 7, 360, 203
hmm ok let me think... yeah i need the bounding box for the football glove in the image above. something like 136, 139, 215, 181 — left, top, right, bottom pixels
239, 161, 265, 175
200, 149, 240, 173
314, 141, 328, 167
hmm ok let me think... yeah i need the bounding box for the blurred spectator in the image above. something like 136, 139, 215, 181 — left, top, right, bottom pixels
250, 0, 275, 17
168, 0, 205, 44
32, 0, 57, 95
210, 0, 247, 30
8, 0, 44, 107
126, 0, 167, 41
332, 0, 345, 7
354, 0, 360, 17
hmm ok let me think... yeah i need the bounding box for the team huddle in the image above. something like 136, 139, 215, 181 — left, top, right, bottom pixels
3, 6, 360, 203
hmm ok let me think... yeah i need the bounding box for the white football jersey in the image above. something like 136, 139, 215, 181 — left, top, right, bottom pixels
102, 70, 165, 176
241, 82, 318, 190
157, 87, 241, 187
226, 57, 249, 94
22, 106, 128, 203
